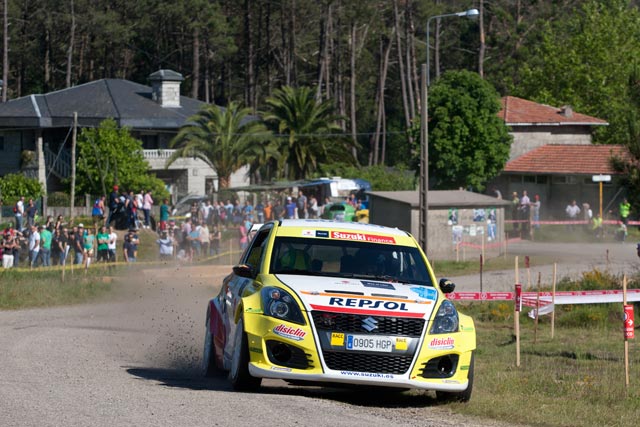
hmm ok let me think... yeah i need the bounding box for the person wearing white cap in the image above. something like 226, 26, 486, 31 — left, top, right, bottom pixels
285, 196, 297, 219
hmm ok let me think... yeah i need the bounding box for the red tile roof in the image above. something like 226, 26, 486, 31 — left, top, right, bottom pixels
504, 144, 631, 174
499, 96, 608, 126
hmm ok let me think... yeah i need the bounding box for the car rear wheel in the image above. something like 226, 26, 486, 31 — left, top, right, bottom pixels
229, 318, 262, 391
436, 352, 474, 403
202, 314, 220, 377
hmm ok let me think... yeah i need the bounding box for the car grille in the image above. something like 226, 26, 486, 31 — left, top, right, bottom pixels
310, 311, 425, 337
310, 311, 425, 375
322, 350, 414, 375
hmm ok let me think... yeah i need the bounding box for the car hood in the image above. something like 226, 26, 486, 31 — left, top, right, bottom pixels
276, 274, 438, 320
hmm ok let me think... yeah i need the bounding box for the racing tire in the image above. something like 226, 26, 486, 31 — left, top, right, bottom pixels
436, 352, 474, 403
202, 314, 220, 377
228, 318, 262, 391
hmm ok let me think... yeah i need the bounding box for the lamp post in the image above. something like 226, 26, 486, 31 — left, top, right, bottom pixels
419, 8, 479, 252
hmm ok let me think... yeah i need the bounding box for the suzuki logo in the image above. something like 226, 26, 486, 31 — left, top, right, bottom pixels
362, 316, 378, 332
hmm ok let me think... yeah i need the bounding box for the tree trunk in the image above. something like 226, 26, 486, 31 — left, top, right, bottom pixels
478, 0, 485, 78
2, 0, 7, 101
371, 33, 393, 166
434, 17, 441, 81
349, 21, 358, 160
192, 26, 200, 99
244, 0, 255, 109
65, 0, 76, 88
405, 1, 416, 120
393, 0, 411, 142
44, 28, 51, 92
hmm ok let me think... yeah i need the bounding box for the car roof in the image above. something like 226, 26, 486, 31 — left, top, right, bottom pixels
274, 219, 410, 236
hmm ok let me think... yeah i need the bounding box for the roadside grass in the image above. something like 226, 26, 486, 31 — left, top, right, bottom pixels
0, 267, 113, 309
432, 254, 558, 277
452, 269, 640, 426
455, 307, 640, 427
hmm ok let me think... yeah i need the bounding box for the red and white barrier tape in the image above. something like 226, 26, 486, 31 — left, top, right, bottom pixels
449, 289, 640, 305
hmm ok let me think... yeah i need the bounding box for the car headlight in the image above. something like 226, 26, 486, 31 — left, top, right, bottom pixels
429, 300, 459, 334
261, 287, 305, 325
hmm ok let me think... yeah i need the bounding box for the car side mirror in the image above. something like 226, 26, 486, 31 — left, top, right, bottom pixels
233, 264, 255, 279
439, 278, 455, 294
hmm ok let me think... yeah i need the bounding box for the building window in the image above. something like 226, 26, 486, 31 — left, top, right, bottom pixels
552, 176, 578, 185
139, 134, 159, 149
0, 136, 4, 151
536, 175, 548, 184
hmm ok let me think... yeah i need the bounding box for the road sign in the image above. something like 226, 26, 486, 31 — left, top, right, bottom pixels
592, 175, 611, 182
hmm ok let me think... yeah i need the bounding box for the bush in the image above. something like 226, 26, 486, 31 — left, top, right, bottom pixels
47, 192, 70, 206
0, 173, 44, 205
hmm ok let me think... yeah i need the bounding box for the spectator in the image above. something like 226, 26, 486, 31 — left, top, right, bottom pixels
565, 200, 581, 230
264, 200, 273, 222
156, 231, 174, 261
39, 225, 53, 267
189, 222, 202, 258
123, 229, 139, 262
159, 198, 170, 231
96, 226, 110, 263
285, 197, 297, 219
54, 215, 65, 231
92, 195, 106, 228
256, 199, 265, 223
73, 225, 85, 265
106, 185, 120, 227
52, 228, 68, 266
308, 195, 319, 219
26, 199, 38, 228
616, 221, 628, 242
619, 198, 631, 224
592, 214, 603, 239
531, 195, 541, 228
2, 234, 16, 268
297, 191, 308, 219
14, 196, 25, 231
273, 199, 285, 220
28, 224, 40, 268
239, 220, 248, 250
83, 227, 96, 269
199, 223, 210, 258
210, 225, 221, 256
142, 190, 154, 229
107, 226, 118, 263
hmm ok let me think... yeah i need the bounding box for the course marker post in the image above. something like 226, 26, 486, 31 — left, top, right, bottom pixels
534, 272, 541, 344
623, 275, 633, 388
515, 278, 522, 368
551, 263, 557, 339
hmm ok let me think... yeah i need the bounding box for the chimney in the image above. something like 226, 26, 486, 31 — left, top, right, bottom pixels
148, 70, 184, 108
560, 105, 573, 118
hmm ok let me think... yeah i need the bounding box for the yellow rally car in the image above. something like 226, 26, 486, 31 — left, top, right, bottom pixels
202, 219, 476, 401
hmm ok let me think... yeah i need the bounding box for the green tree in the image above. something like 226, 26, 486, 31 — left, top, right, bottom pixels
167, 101, 274, 189
514, 0, 640, 145
264, 86, 356, 180
76, 119, 168, 198
0, 173, 44, 206
425, 70, 512, 191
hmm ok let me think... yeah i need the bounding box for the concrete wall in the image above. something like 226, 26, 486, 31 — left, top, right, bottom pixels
509, 126, 592, 160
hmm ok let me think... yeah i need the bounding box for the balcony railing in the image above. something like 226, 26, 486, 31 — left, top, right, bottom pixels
143, 149, 176, 160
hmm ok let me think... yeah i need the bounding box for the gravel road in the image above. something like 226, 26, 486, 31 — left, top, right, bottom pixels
0, 265, 515, 427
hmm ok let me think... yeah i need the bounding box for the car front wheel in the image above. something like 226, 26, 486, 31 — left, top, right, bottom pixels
228, 317, 262, 391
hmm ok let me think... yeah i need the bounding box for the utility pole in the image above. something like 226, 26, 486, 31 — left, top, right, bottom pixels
70, 112, 77, 222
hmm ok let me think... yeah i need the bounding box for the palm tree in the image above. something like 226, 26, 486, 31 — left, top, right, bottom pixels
166, 102, 275, 189
263, 86, 356, 180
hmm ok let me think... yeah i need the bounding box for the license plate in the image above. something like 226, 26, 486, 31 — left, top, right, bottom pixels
346, 334, 394, 353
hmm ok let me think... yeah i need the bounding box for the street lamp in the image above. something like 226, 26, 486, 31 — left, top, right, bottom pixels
426, 8, 479, 87
419, 8, 479, 252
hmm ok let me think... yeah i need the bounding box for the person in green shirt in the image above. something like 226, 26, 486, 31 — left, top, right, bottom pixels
39, 225, 53, 267
619, 198, 631, 224
96, 226, 110, 263
83, 228, 95, 269
160, 199, 170, 232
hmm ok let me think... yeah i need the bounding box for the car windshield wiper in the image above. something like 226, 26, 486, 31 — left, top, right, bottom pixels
338, 273, 415, 284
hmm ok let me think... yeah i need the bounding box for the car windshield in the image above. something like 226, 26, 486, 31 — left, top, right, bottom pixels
270, 236, 433, 287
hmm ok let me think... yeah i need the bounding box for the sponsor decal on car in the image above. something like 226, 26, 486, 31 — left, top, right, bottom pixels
428, 336, 455, 350
338, 371, 396, 379
329, 297, 408, 311
316, 230, 329, 238
330, 231, 396, 244
271, 366, 293, 372
331, 332, 345, 346
362, 280, 396, 290
302, 230, 315, 237
249, 346, 263, 354
410, 286, 438, 301
273, 324, 306, 341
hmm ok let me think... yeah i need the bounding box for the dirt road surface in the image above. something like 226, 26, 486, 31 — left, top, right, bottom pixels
0, 265, 516, 427
446, 241, 640, 292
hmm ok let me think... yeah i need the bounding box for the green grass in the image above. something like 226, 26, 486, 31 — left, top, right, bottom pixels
453, 309, 640, 426
431, 254, 557, 277
0, 267, 113, 309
